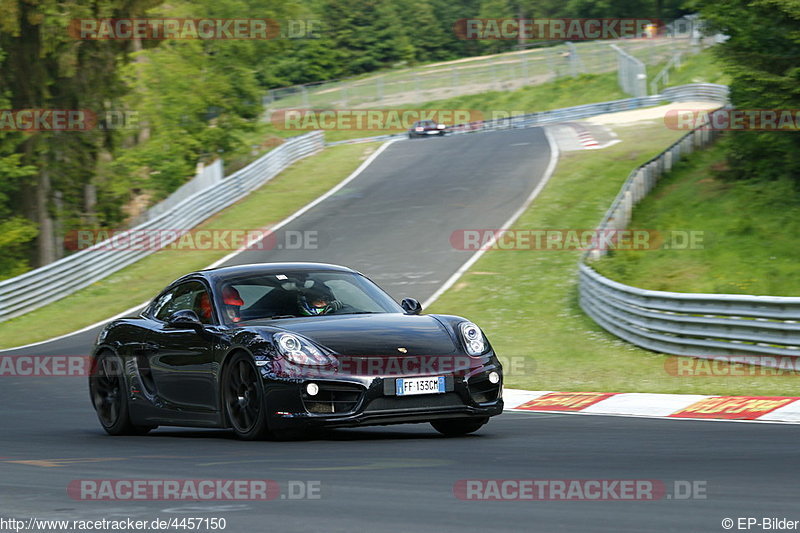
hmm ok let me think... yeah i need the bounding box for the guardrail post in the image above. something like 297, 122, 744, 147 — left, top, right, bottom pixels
637, 169, 647, 195
623, 190, 633, 226
639, 171, 647, 202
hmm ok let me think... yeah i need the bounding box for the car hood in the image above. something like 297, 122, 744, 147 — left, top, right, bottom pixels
241, 314, 460, 356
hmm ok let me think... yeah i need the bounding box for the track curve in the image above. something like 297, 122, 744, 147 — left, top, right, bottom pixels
2, 128, 796, 532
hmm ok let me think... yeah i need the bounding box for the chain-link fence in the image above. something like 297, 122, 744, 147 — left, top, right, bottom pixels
611, 44, 647, 97
264, 36, 711, 111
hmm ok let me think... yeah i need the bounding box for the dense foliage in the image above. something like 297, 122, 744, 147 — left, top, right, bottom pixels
693, 0, 800, 183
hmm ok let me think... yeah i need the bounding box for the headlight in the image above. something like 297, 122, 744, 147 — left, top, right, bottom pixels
459, 321, 487, 356
274, 333, 332, 366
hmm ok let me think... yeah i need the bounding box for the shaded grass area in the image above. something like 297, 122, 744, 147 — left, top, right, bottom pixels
0, 143, 377, 350
593, 140, 800, 296
427, 123, 800, 396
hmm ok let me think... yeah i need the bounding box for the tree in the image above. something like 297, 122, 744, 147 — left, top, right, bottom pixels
693, 0, 800, 183
0, 0, 160, 266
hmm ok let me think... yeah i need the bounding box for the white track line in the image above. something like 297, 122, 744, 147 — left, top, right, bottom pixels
206, 139, 399, 269
0, 299, 154, 353
422, 127, 560, 308
1, 139, 399, 353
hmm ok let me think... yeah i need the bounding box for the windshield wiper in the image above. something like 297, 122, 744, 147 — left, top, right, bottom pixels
269, 314, 298, 319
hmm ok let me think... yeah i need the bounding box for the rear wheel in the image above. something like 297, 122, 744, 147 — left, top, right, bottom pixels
90, 352, 155, 436
223, 353, 270, 440
431, 417, 488, 437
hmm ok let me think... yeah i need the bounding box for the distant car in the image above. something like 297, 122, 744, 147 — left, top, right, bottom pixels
89, 263, 503, 440
408, 119, 447, 138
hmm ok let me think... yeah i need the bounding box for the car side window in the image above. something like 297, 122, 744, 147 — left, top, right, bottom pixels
153, 281, 214, 324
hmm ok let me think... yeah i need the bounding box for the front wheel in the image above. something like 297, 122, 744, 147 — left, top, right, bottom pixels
90, 352, 155, 436
431, 417, 488, 437
222, 353, 270, 440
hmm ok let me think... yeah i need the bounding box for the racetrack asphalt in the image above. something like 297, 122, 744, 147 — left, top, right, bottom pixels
2, 382, 799, 532
2, 128, 796, 532
0, 127, 552, 358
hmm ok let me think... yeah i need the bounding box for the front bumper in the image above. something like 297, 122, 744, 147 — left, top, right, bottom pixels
262, 359, 503, 430
410, 129, 446, 137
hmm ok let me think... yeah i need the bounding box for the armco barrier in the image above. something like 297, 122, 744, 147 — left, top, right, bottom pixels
578, 89, 800, 359
580, 263, 800, 358
0, 131, 324, 322
328, 83, 729, 146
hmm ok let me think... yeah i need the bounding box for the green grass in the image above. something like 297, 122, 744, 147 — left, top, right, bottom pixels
271, 71, 630, 144
593, 141, 800, 296
661, 47, 730, 87
414, 72, 627, 115
427, 123, 800, 396
0, 143, 377, 350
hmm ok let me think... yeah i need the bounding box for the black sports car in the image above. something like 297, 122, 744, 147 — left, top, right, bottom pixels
89, 263, 503, 439
408, 119, 447, 138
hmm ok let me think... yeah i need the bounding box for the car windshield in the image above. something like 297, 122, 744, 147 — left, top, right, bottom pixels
214, 270, 403, 322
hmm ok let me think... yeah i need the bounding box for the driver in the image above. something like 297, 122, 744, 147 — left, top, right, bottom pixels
298, 285, 342, 316
221, 286, 244, 323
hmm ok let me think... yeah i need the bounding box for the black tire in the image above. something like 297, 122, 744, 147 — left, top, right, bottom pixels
222, 352, 270, 440
90, 352, 155, 436
408, 133, 414, 139
431, 417, 489, 437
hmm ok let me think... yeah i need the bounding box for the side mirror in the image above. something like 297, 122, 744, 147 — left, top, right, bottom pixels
401, 298, 422, 315
166, 309, 203, 329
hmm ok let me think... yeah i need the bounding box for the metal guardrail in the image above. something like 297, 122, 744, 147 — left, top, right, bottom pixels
328, 83, 730, 146
579, 264, 800, 358
136, 159, 224, 225
0, 131, 324, 322
578, 85, 800, 359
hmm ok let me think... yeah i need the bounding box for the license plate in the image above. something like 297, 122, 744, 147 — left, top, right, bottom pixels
396, 376, 445, 396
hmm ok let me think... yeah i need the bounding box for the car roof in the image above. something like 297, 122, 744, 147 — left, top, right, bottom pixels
186, 262, 358, 284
